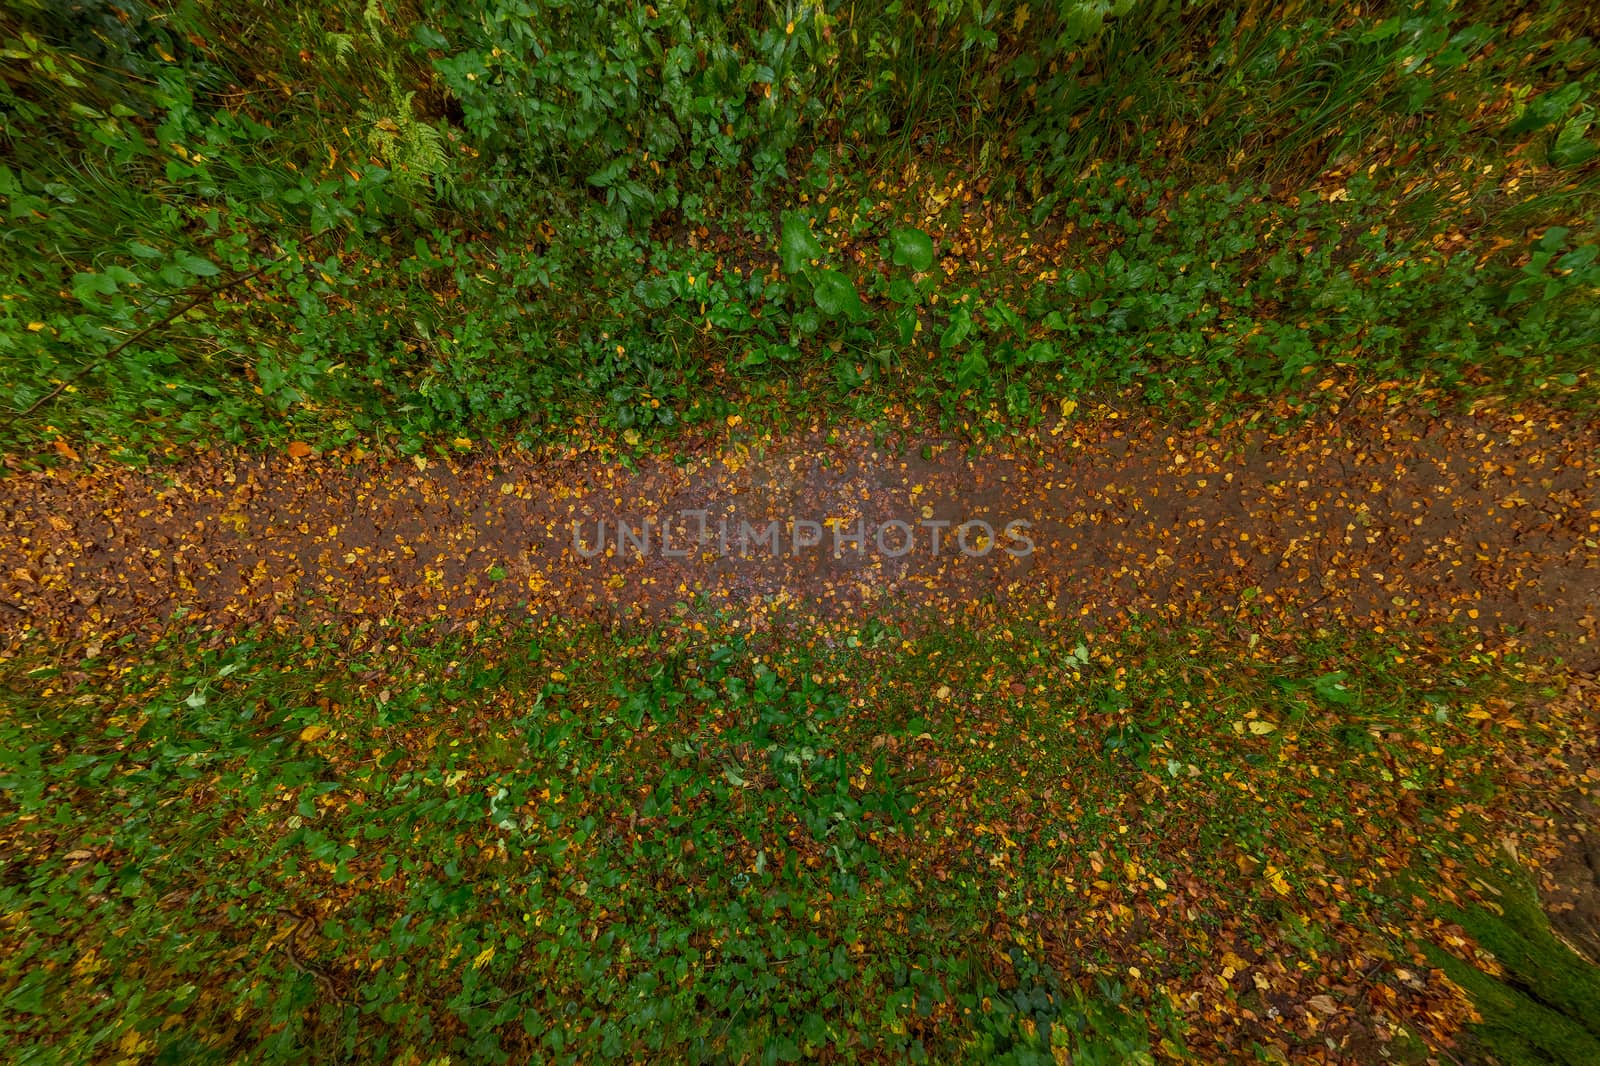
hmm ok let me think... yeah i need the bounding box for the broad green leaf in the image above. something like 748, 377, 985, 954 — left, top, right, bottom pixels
811, 270, 862, 318
956, 347, 988, 388
1507, 82, 1583, 136
941, 310, 973, 350
1537, 226, 1570, 252
1551, 114, 1597, 168
890, 226, 935, 272
1360, 16, 1402, 42
779, 213, 824, 275
1312, 671, 1358, 706
1025, 340, 1058, 363
894, 306, 917, 345
70, 271, 119, 301
1557, 244, 1598, 272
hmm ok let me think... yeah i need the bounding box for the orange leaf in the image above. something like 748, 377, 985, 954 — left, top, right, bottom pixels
287, 441, 313, 459
52, 439, 81, 462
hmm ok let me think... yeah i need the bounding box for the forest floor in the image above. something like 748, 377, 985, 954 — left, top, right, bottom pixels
5, 398, 1600, 1062
6, 394, 1596, 663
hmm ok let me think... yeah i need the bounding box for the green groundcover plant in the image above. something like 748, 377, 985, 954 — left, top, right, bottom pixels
1, 0, 1596, 456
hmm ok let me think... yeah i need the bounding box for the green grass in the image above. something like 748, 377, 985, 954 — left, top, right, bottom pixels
1, 613, 1586, 1061
1421, 865, 1600, 1065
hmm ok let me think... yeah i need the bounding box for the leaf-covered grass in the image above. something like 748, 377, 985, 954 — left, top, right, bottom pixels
5, 2, 1600, 1061
3, 0, 1598, 458
2, 613, 1589, 1061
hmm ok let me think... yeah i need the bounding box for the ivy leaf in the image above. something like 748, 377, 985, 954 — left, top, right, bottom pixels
890, 227, 935, 272
779, 213, 824, 275
811, 270, 862, 319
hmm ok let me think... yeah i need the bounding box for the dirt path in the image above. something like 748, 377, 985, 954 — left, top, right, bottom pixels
3, 397, 1597, 663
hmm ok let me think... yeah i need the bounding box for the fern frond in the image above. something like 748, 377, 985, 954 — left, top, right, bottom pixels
325, 32, 356, 65
362, 0, 386, 45
361, 91, 451, 197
